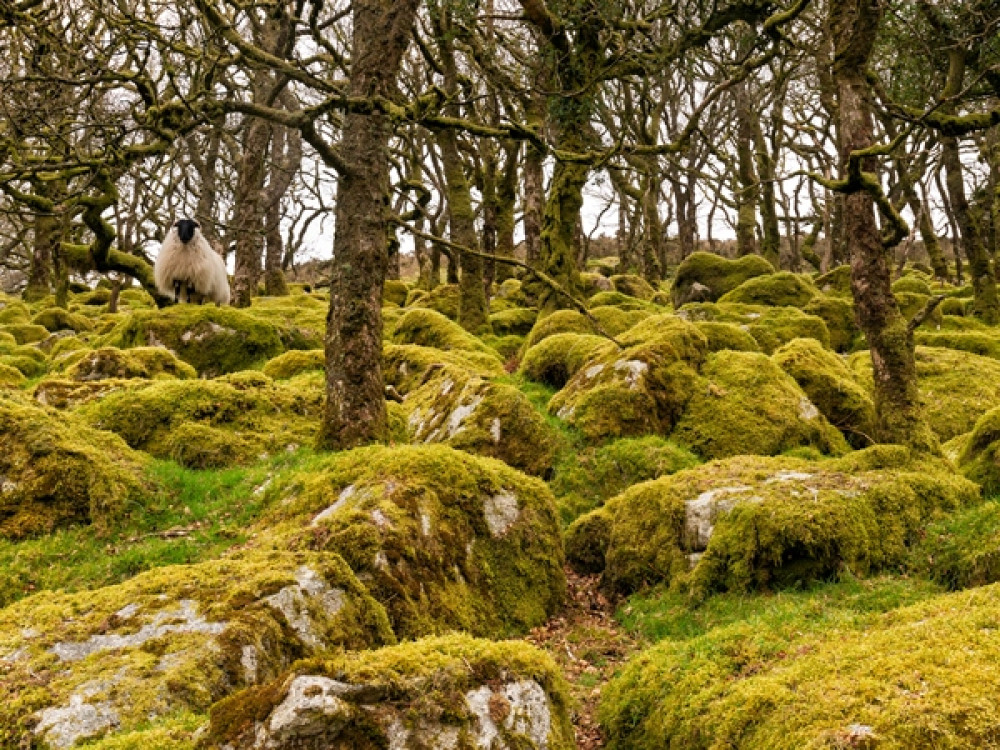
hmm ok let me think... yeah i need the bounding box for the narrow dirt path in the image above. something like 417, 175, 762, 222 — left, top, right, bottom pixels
526, 569, 642, 749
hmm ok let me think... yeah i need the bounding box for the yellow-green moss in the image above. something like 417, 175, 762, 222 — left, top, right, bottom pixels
31, 306, 94, 333
590, 305, 653, 336
678, 302, 831, 353
103, 306, 285, 376
382, 343, 504, 395
78, 377, 323, 464
382, 279, 409, 306
803, 294, 859, 352
518, 333, 616, 388
489, 306, 538, 336
718, 271, 818, 308
480, 332, 524, 360
522, 309, 595, 350
895, 291, 943, 329
0, 362, 26, 387
244, 295, 327, 350
611, 273, 656, 300
672, 350, 849, 460
258, 444, 566, 639
406, 282, 460, 320
671, 252, 775, 307
588, 290, 654, 310
913, 500, 1000, 590
692, 321, 762, 353
588, 449, 978, 597
580, 271, 613, 297
0, 392, 149, 538
0, 353, 47, 378
772, 338, 876, 447
208, 633, 574, 749
601, 583, 1000, 749
0, 548, 393, 748
118, 288, 156, 308
261, 349, 324, 379
814, 264, 853, 297
0, 331, 17, 352
915, 330, 1000, 360
891, 275, 933, 296
391, 307, 497, 356
956, 407, 1000, 496
64, 346, 197, 381
0, 299, 31, 325
1, 323, 49, 344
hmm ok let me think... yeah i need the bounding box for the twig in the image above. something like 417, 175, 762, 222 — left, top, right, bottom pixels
907, 294, 946, 334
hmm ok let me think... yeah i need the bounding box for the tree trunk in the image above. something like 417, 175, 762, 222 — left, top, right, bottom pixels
734, 80, 758, 257
830, 0, 935, 451
493, 142, 519, 284
231, 113, 272, 307
318, 0, 420, 451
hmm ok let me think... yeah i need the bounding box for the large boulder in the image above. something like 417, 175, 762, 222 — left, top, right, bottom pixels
206, 634, 574, 750
382, 343, 504, 396
391, 308, 497, 357
670, 252, 774, 307
956, 407, 1000, 496
717, 271, 818, 308
568, 447, 978, 597
518, 333, 616, 388
522, 309, 595, 350
0, 549, 392, 748
259, 444, 566, 640
62, 346, 197, 381
0, 393, 148, 539
601, 582, 1000, 749
677, 302, 831, 353
671, 350, 849, 460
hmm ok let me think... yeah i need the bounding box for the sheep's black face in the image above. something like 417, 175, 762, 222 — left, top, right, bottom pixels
175, 219, 200, 243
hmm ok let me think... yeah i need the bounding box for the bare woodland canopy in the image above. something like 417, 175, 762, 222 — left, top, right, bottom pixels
1, 0, 999, 449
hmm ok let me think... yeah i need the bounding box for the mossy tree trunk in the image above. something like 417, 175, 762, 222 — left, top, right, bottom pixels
494, 141, 520, 284
831, 0, 936, 451
263, 101, 301, 297
231, 108, 273, 308
318, 0, 420, 451
25, 203, 58, 302
753, 115, 782, 270
523, 91, 547, 269
734, 79, 759, 258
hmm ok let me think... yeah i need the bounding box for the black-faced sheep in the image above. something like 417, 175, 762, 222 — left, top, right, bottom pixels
154, 219, 231, 305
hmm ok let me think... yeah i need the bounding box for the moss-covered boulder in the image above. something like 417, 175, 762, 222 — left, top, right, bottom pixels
522, 309, 595, 350
63, 346, 197, 381
913, 501, 1000, 590
600, 582, 1000, 749
518, 333, 615, 388
671, 252, 774, 307
956, 407, 1000, 496
262, 349, 325, 379
814, 264, 853, 297
915, 329, 1000, 360
0, 299, 31, 324
208, 633, 573, 750
548, 321, 706, 441
590, 305, 652, 336
850, 346, 1000, 440
772, 338, 876, 447
0, 393, 148, 538
0, 549, 393, 748
895, 291, 943, 329
31, 307, 94, 333
2, 323, 50, 345
677, 302, 831, 353
610, 273, 656, 300
382, 278, 409, 307
692, 321, 762, 353
382, 344, 504, 396
892, 274, 933, 296
489, 306, 538, 337
588, 290, 652, 310
78, 376, 323, 464
244, 295, 327, 350
404, 367, 560, 476
103, 307, 284, 377
671, 350, 849, 460
802, 295, 859, 352
718, 271, 818, 308
578, 447, 977, 596
391, 308, 497, 356
580, 271, 614, 296
260, 445, 565, 639
0, 361, 26, 388
406, 283, 460, 320
0, 351, 47, 378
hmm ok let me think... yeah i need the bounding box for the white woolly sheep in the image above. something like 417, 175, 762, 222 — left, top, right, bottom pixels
154, 219, 231, 305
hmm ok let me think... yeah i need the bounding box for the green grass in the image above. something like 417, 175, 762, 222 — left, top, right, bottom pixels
618, 574, 944, 645
0, 448, 323, 608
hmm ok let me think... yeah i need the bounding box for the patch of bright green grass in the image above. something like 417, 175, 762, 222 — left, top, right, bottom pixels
0, 449, 326, 608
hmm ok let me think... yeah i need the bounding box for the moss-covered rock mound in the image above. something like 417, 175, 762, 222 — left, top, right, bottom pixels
671, 252, 774, 307
915, 329, 1000, 360
692, 321, 762, 353
677, 302, 831, 353
671, 350, 849, 460
391, 308, 497, 356
0, 549, 393, 748
523, 309, 595, 350
610, 273, 656, 300
31, 307, 94, 334
0, 393, 148, 539
802, 295, 859, 352
103, 306, 284, 377
404, 367, 560, 476
208, 633, 574, 750
956, 407, 1000, 496
78, 375, 323, 466
518, 333, 616, 388
63, 346, 197, 381
571, 447, 977, 596
718, 271, 818, 308
405, 283, 460, 320
600, 583, 1000, 749
259, 444, 565, 639
382, 343, 504, 395
261, 349, 325, 379
772, 338, 876, 447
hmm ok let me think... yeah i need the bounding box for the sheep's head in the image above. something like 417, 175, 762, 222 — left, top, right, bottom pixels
174, 218, 200, 244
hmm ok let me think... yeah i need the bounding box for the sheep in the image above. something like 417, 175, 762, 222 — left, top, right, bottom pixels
154, 219, 231, 305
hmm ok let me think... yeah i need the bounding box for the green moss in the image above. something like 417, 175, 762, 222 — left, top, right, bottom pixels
261, 349, 324, 379
601, 582, 1000, 749
588, 290, 653, 310
692, 321, 761, 353
78, 377, 323, 464
580, 271, 613, 297
382, 279, 409, 306
0, 362, 26, 387
382, 343, 504, 395
610, 273, 656, 300
850, 346, 1000, 440
31, 306, 94, 333
0, 299, 31, 325
772, 338, 876, 447
64, 346, 197, 381
76, 287, 113, 306
0, 392, 149, 538
103, 306, 285, 376
587, 256, 619, 276
895, 291, 943, 329
814, 264, 853, 297
1, 323, 49, 344
590, 305, 652, 336
803, 295, 859, 352
0, 548, 393, 748
208, 633, 574, 750
671, 252, 775, 307
0, 331, 16, 352
718, 271, 818, 308
406, 282, 460, 319
118, 288, 156, 308
519, 333, 616, 388
0, 353, 47, 378
939, 297, 967, 316
523, 309, 595, 350
672, 350, 849, 460
259, 444, 566, 639
938, 313, 987, 330
244, 295, 327, 350
678, 302, 831, 353
404, 366, 561, 476
915, 330, 1000, 360
75, 713, 203, 749
956, 407, 1000, 495
913, 501, 1000, 590
480, 333, 524, 360
891, 275, 933, 296
391, 307, 497, 356
590, 449, 978, 597
489, 306, 538, 336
